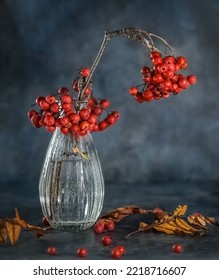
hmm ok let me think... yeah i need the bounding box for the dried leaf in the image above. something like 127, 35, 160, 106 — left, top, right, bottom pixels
15, 208, 28, 228
5, 221, 21, 245
139, 222, 149, 231
174, 218, 201, 234
99, 206, 148, 223
35, 231, 47, 238
152, 217, 204, 236
205, 217, 219, 226
188, 214, 219, 228
187, 215, 203, 227
153, 211, 169, 221
0, 209, 49, 245
153, 224, 176, 235
174, 205, 187, 216
126, 204, 217, 238
197, 216, 206, 226
0, 219, 7, 243
27, 224, 48, 231
73, 145, 89, 160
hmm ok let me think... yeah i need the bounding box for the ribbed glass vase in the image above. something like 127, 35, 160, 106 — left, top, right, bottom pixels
39, 128, 104, 230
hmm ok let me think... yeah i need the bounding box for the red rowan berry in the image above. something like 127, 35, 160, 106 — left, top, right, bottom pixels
47, 247, 56, 255
77, 248, 87, 257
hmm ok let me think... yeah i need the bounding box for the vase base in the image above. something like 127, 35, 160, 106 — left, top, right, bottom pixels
49, 220, 96, 231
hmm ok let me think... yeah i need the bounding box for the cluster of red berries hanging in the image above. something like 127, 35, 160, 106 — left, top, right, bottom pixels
27, 67, 120, 136
129, 51, 197, 103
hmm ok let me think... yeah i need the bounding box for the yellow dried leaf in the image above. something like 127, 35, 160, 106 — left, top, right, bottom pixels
175, 218, 200, 234
187, 215, 206, 229
174, 205, 187, 216
154, 221, 178, 232
15, 208, 28, 228
5, 221, 21, 245
153, 224, 176, 235
0, 219, 7, 243
167, 220, 184, 233
73, 145, 89, 160
15, 208, 20, 220
197, 216, 206, 226
139, 222, 149, 231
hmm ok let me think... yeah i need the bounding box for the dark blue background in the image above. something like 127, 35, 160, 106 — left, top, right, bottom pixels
1, 0, 219, 185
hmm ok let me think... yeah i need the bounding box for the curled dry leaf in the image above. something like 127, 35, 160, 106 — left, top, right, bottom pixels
0, 209, 49, 245
205, 217, 219, 226
98, 205, 148, 223
187, 213, 218, 228
0, 217, 21, 245
173, 205, 187, 216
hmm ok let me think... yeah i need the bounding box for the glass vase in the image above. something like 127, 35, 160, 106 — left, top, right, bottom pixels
39, 128, 104, 230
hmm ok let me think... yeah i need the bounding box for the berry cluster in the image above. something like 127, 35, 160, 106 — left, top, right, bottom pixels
93, 220, 115, 234
129, 51, 197, 103
27, 68, 120, 136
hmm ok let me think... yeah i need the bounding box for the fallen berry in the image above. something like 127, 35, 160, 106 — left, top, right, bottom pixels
101, 235, 112, 246
172, 244, 183, 253
77, 247, 88, 258
47, 247, 56, 255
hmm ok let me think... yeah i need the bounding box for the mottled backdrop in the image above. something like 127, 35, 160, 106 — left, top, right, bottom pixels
0, 0, 219, 189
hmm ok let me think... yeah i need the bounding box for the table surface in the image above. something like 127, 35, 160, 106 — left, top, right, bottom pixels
0, 182, 219, 260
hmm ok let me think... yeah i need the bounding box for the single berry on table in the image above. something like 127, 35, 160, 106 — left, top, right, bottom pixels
101, 235, 112, 246
77, 248, 88, 258
93, 222, 105, 234
47, 247, 57, 255
172, 244, 183, 253
115, 245, 125, 255
105, 221, 115, 231
111, 245, 125, 259
111, 247, 122, 259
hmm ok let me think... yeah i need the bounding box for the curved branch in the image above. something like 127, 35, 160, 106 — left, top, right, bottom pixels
78, 27, 174, 100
